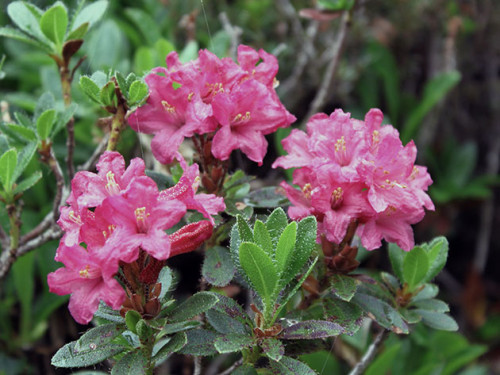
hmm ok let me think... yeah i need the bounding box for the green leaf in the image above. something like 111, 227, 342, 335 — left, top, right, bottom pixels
80, 76, 102, 104
66, 22, 89, 41
239, 242, 277, 308
236, 215, 253, 242
266, 207, 289, 248
125, 310, 141, 333
202, 246, 235, 287
0, 135, 9, 155
128, 80, 148, 106
36, 109, 56, 140
0, 148, 18, 192
157, 266, 173, 301
231, 364, 258, 375
13, 171, 42, 194
0, 27, 42, 49
100, 81, 116, 107
280, 216, 317, 286
7, 2, 48, 43
124, 8, 160, 45
318, 0, 355, 11
280, 320, 343, 340
275, 221, 297, 275
330, 274, 360, 302
269, 356, 317, 375
152, 332, 187, 363
402, 71, 461, 142
403, 247, 429, 289
352, 293, 409, 334
6, 124, 36, 142
415, 310, 458, 331
412, 283, 439, 302
179, 40, 199, 63
111, 349, 146, 375
214, 334, 254, 353
167, 292, 219, 323
71, 0, 108, 31
321, 297, 364, 335
388, 243, 405, 282
253, 220, 273, 256
40, 4, 68, 49
52, 324, 126, 368
261, 338, 284, 362
423, 237, 449, 283
179, 329, 219, 356
206, 294, 251, 335
412, 299, 449, 313
160, 321, 200, 336
94, 301, 125, 323
244, 186, 289, 208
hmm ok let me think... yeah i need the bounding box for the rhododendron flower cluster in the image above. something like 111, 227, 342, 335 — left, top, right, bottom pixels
48, 151, 224, 324
273, 109, 434, 251
128, 45, 296, 165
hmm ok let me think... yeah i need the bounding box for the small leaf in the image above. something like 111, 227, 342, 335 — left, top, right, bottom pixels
202, 246, 235, 287
94, 301, 125, 323
0, 148, 18, 192
266, 207, 289, 248
66, 22, 89, 40
423, 237, 449, 283
36, 109, 56, 140
13, 171, 42, 194
52, 324, 126, 368
71, 0, 108, 31
330, 274, 360, 302
100, 81, 116, 107
403, 247, 429, 289
160, 321, 200, 336
179, 329, 220, 356
7, 2, 48, 43
114, 71, 128, 97
40, 4, 68, 48
253, 220, 273, 256
157, 266, 173, 300
236, 215, 253, 242
275, 221, 297, 275
128, 80, 148, 106
280, 320, 343, 340
414, 310, 458, 331
412, 299, 450, 313
80, 76, 102, 104
412, 283, 439, 302
214, 334, 254, 353
167, 292, 219, 323
153, 332, 187, 363
399, 309, 422, 324
269, 356, 317, 375
244, 186, 289, 208
0, 27, 42, 50
6, 124, 36, 141
206, 294, 251, 335
321, 297, 364, 335
261, 338, 284, 361
239, 242, 277, 308
388, 243, 405, 283
352, 293, 409, 334
111, 349, 146, 375
125, 310, 141, 333
231, 364, 258, 375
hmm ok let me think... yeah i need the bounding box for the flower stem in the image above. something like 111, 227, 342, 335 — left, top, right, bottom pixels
107, 104, 126, 151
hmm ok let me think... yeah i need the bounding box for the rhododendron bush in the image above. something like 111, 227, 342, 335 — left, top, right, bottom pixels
0, 1, 473, 374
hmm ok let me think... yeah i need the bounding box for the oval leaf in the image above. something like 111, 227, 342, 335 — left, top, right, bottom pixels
280, 320, 344, 340
403, 247, 429, 289
0, 148, 18, 192
275, 221, 297, 275
40, 4, 68, 48
167, 292, 219, 323
214, 334, 253, 354
202, 246, 235, 287
36, 109, 56, 140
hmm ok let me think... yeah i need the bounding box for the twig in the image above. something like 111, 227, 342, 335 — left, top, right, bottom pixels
347, 329, 388, 375
219, 12, 242, 61
304, 10, 350, 121
193, 356, 202, 375
217, 358, 243, 375
0, 223, 8, 249
205, 353, 230, 375
0, 225, 62, 280
46, 148, 65, 221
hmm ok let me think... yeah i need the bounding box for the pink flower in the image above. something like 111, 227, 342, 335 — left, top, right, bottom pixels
273, 108, 434, 251
128, 74, 215, 164
47, 244, 125, 325
101, 176, 187, 261
159, 153, 225, 223
211, 79, 295, 164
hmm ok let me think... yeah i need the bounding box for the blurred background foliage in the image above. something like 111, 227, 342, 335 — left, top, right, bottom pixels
0, 0, 498, 373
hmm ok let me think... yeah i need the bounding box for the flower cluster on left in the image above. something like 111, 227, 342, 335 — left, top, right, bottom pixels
47, 151, 224, 324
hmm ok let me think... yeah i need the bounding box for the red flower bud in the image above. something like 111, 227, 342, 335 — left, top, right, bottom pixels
169, 221, 213, 257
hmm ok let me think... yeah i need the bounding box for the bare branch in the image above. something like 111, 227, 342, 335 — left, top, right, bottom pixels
348, 329, 388, 375
0, 223, 8, 249
305, 10, 350, 120
217, 358, 243, 375
79, 133, 110, 172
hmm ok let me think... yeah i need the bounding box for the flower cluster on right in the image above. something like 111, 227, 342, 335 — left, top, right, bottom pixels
273, 108, 434, 251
